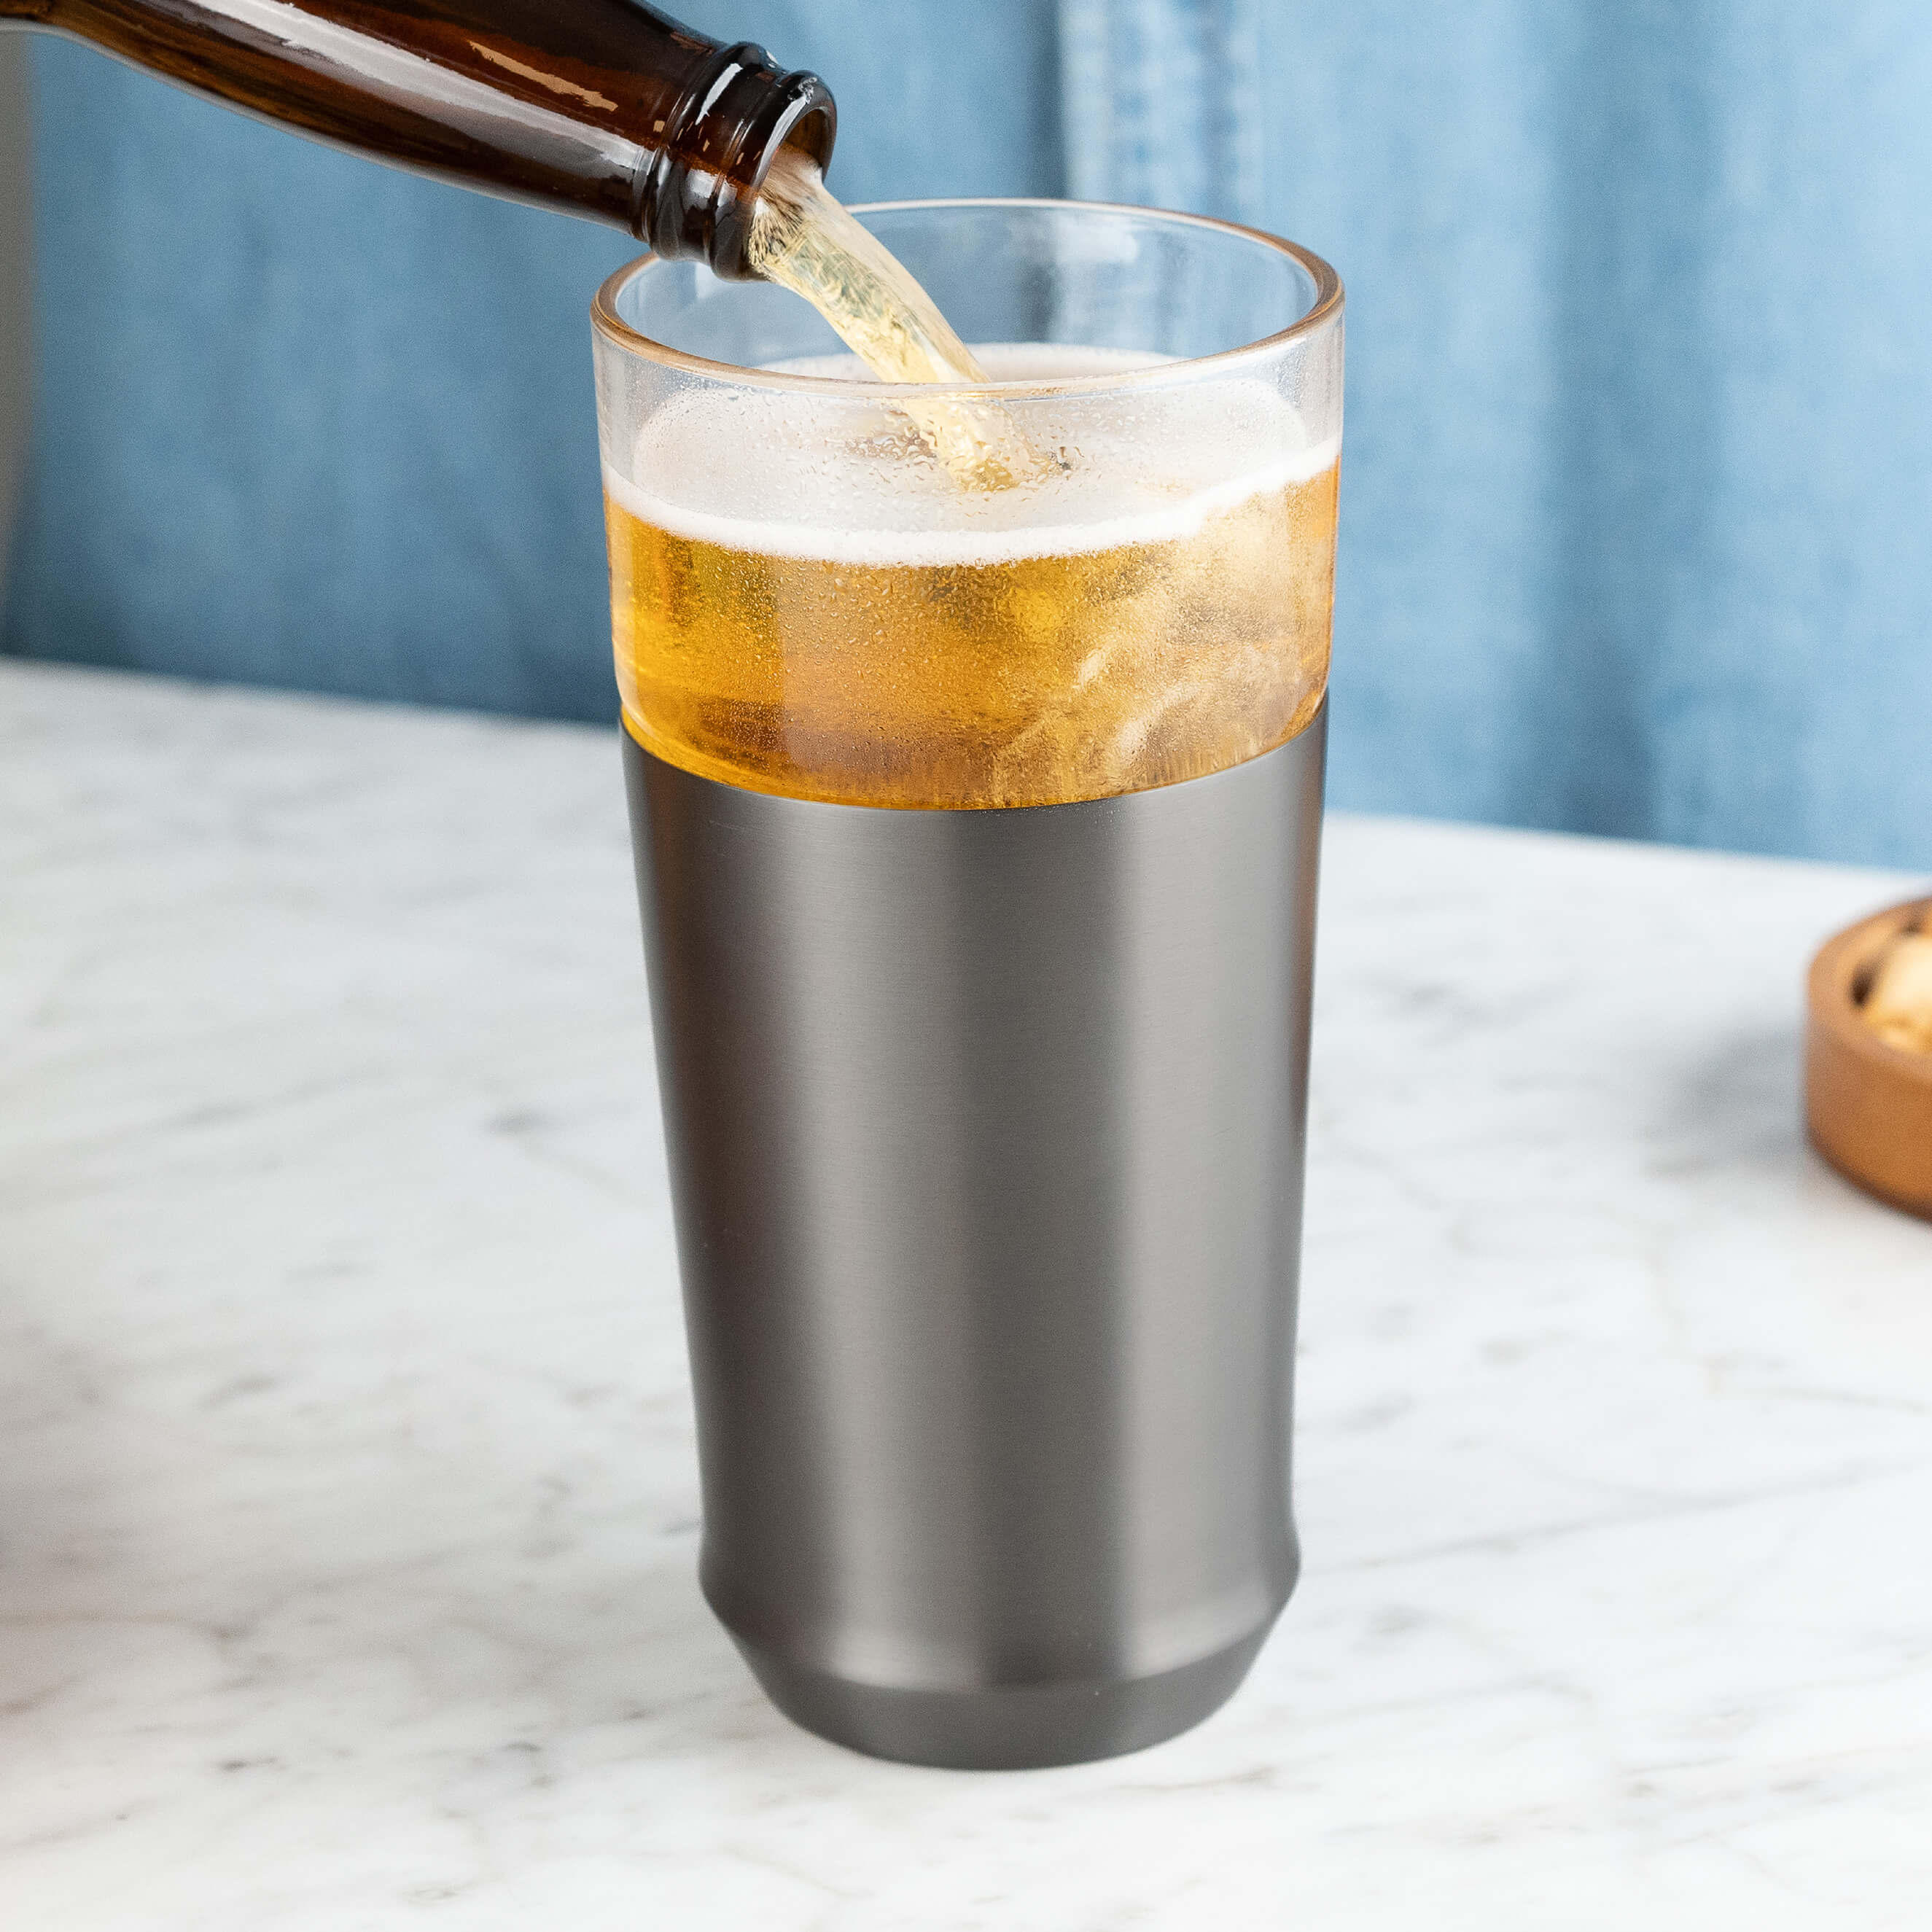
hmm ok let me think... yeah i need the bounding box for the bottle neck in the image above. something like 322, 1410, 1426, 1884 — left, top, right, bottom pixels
636, 36, 835, 277
2, 1, 835, 278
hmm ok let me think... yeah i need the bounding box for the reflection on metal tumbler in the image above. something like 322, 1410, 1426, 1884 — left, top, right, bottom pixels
594, 203, 1344, 1767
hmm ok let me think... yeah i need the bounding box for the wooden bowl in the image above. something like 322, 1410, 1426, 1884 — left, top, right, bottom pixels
1807, 897, 1932, 1220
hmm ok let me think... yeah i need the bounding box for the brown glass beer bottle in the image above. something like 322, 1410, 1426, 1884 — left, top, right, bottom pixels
0, 0, 836, 277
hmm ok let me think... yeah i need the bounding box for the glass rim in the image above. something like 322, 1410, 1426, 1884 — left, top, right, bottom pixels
591, 197, 1344, 400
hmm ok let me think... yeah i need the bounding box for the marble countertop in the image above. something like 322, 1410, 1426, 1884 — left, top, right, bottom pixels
3, 660, 1930, 1929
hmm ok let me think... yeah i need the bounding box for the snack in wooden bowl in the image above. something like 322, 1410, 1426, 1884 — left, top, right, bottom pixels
1806, 898, 1932, 1220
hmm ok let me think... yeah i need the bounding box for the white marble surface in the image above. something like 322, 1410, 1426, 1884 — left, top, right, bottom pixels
3, 659, 1931, 1929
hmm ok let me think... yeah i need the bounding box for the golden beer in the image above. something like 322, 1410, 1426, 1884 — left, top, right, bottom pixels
604, 347, 1340, 809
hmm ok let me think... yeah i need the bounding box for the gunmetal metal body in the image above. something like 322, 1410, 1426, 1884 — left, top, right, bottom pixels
624, 710, 1325, 1769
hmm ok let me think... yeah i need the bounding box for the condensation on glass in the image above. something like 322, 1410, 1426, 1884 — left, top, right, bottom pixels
593, 200, 1344, 809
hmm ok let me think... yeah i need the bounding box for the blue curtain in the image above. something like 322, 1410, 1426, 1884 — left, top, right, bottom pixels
7, 2, 1932, 867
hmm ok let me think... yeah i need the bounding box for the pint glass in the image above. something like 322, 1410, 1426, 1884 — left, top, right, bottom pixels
591, 203, 1343, 1769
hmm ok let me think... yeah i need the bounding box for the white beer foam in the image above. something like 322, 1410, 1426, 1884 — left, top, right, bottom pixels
605, 343, 1340, 567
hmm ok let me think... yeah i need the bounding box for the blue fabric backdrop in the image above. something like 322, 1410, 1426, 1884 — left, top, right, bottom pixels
6, 3, 1931, 866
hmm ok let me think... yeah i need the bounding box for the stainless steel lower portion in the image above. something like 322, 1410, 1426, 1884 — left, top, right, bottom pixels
623, 709, 1326, 1769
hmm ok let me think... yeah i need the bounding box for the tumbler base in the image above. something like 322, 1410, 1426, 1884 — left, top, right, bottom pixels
733, 1631, 1271, 1771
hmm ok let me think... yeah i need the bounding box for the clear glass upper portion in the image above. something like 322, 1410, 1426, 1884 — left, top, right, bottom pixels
592, 200, 1344, 809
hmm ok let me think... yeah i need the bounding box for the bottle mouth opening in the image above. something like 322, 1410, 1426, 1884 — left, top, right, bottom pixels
634, 46, 837, 279
701, 74, 837, 281
773, 98, 836, 176
593, 199, 1344, 400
